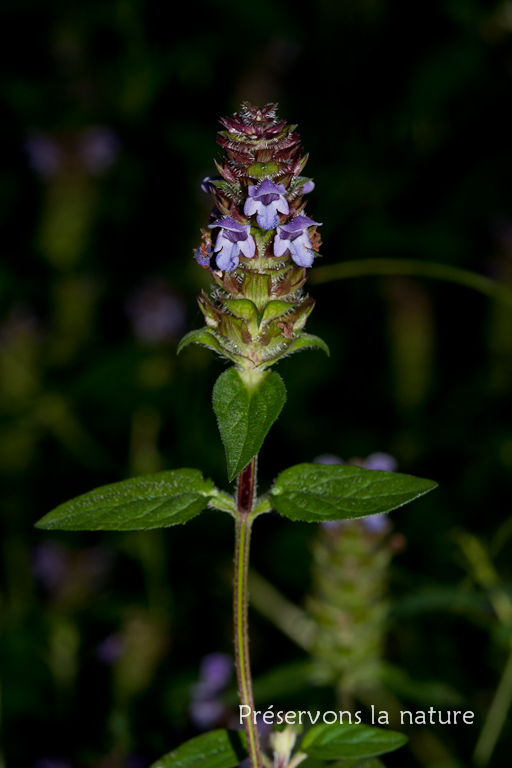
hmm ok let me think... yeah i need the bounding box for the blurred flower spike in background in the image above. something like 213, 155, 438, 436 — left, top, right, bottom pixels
189, 652, 233, 730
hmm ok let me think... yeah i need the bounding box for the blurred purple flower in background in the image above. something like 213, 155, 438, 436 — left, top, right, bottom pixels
199, 652, 233, 690
126, 278, 187, 344
25, 127, 120, 178
32, 541, 68, 592
363, 452, 398, 472
32, 540, 113, 601
34, 759, 72, 768
79, 127, 120, 174
313, 454, 344, 465
189, 652, 233, 730
25, 133, 62, 178
96, 633, 125, 665
314, 452, 397, 534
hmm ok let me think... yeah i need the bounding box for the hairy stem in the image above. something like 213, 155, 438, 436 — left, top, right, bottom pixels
234, 458, 262, 768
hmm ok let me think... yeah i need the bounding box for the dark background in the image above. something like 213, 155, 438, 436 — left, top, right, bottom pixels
1, 0, 512, 766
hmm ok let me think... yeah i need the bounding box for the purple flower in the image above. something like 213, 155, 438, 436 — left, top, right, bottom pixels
126, 277, 187, 343
32, 541, 68, 591
274, 216, 321, 267
190, 700, 226, 730
96, 633, 125, 665
190, 652, 233, 730
314, 454, 344, 465
199, 652, 233, 691
79, 127, 120, 174
244, 179, 289, 230
209, 217, 256, 272
301, 179, 315, 194
362, 513, 390, 534
25, 133, 62, 177
194, 243, 213, 267
364, 452, 398, 472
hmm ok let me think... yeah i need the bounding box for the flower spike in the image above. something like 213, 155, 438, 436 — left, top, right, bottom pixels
185, 103, 328, 370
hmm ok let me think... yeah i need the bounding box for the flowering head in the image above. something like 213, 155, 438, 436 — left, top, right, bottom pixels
182, 103, 328, 370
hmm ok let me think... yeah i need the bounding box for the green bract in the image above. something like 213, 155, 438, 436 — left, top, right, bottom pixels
270, 463, 437, 523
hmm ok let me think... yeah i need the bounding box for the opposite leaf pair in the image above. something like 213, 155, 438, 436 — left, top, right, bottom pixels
35, 462, 436, 530
149, 722, 407, 768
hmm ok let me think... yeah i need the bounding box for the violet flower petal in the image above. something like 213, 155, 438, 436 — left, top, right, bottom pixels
239, 234, 256, 259
215, 236, 240, 272
256, 204, 280, 230
289, 237, 315, 267
244, 180, 290, 230
364, 452, 398, 472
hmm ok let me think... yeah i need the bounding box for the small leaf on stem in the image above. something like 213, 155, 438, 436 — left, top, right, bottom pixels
213, 368, 287, 482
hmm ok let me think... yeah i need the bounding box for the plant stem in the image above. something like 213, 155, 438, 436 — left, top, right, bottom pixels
473, 644, 512, 766
234, 458, 262, 768
309, 258, 512, 308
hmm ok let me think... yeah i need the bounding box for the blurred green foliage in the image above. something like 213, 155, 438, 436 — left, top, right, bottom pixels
1, 0, 512, 766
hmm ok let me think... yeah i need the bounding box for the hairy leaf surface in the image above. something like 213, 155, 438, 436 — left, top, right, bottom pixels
213, 369, 286, 482
301, 723, 407, 760
36, 469, 215, 531
150, 729, 248, 768
271, 464, 437, 522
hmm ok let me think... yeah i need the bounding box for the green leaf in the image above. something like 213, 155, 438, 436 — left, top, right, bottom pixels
35, 469, 216, 531
149, 729, 248, 768
212, 368, 287, 482
301, 723, 407, 760
270, 464, 437, 523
